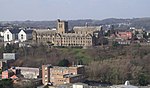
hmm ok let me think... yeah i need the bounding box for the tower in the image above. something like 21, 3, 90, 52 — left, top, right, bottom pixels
57, 19, 68, 34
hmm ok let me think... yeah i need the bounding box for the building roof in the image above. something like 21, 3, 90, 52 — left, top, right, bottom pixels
2, 69, 14, 74
63, 74, 82, 78
111, 85, 138, 88
56, 33, 93, 38
23, 30, 33, 34
9, 29, 21, 34
34, 29, 57, 34
10, 75, 18, 79
61, 33, 87, 37
15, 67, 39, 71
73, 26, 102, 31
73, 83, 88, 86
110, 81, 138, 88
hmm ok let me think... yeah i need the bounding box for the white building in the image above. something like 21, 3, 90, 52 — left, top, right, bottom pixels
110, 81, 138, 88
3, 53, 17, 60
73, 83, 89, 88
15, 67, 40, 79
18, 30, 33, 42
0, 31, 4, 37
4, 29, 20, 42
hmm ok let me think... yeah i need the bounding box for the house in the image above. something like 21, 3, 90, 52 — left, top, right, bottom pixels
18, 30, 33, 42
2, 67, 20, 79
116, 31, 132, 40
4, 29, 20, 42
0, 31, 4, 37
2, 70, 14, 79
136, 34, 143, 39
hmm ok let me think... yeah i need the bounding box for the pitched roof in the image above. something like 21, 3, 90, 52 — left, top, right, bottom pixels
9, 29, 21, 34
23, 30, 33, 34
10, 75, 18, 79
73, 26, 102, 31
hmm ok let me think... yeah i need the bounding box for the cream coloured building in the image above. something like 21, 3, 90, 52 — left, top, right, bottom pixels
32, 19, 103, 47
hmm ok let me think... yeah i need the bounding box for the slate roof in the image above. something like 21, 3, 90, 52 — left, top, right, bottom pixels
23, 30, 33, 34
9, 29, 21, 34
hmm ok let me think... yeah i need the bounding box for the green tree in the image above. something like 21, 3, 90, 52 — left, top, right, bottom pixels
58, 59, 70, 67
138, 73, 149, 86
4, 43, 14, 53
112, 41, 119, 47
0, 79, 14, 88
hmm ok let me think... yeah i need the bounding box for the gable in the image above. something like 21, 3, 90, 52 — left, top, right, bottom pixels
19, 30, 26, 35
19, 30, 33, 35
4, 29, 12, 35
9, 29, 20, 34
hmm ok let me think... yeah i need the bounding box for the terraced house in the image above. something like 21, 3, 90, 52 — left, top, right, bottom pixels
32, 19, 103, 47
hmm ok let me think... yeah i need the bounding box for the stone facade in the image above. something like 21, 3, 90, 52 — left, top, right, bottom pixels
32, 19, 103, 47
15, 67, 40, 79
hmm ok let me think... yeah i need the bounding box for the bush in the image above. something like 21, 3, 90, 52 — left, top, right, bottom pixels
138, 73, 149, 86
0, 79, 14, 88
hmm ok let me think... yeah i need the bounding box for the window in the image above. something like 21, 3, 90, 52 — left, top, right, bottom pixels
59, 24, 63, 28
45, 75, 48, 77
21, 34, 23, 39
7, 34, 9, 40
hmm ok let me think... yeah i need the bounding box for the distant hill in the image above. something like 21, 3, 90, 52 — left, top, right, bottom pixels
1, 17, 150, 30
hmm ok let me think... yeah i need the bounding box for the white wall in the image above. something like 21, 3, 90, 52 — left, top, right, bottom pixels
18, 30, 27, 42
4, 29, 13, 42
0, 32, 4, 37
18, 30, 33, 42
3, 53, 16, 60
15, 67, 39, 79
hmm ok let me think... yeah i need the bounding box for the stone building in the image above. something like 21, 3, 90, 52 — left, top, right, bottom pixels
32, 29, 56, 44
32, 19, 103, 47
15, 67, 40, 79
42, 64, 85, 85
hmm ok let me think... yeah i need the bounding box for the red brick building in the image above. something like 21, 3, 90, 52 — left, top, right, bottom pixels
42, 65, 85, 85
116, 32, 132, 40
2, 67, 20, 79
2, 70, 14, 79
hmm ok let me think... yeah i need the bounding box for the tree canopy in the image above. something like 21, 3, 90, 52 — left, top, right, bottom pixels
58, 59, 70, 67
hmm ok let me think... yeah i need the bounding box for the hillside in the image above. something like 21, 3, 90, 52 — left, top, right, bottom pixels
2, 44, 149, 86
1, 17, 150, 30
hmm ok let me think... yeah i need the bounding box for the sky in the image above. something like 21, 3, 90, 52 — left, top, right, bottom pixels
0, 0, 150, 21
